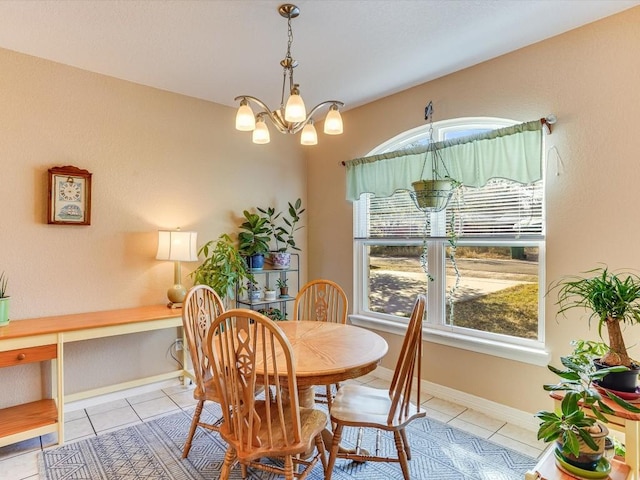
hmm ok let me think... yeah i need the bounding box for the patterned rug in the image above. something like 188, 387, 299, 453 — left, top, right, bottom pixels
39, 401, 537, 479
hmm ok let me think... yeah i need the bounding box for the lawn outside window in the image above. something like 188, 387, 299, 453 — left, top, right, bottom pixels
351, 118, 550, 366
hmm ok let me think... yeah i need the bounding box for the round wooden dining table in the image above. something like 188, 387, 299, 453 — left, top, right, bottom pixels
261, 320, 389, 409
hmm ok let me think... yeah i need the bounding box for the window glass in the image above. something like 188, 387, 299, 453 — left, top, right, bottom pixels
354, 118, 544, 348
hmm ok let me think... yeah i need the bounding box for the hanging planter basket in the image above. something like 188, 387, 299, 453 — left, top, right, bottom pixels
411, 178, 454, 211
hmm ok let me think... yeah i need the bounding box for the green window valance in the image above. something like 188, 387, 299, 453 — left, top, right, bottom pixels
345, 120, 543, 201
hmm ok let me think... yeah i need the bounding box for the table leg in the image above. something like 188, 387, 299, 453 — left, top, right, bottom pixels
626, 418, 639, 480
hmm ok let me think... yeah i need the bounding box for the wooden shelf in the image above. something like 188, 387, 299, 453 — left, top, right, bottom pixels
530, 446, 630, 480
0, 399, 57, 439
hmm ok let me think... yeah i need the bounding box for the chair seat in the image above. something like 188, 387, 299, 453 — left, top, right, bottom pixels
219, 401, 328, 462
193, 377, 221, 402
330, 383, 424, 429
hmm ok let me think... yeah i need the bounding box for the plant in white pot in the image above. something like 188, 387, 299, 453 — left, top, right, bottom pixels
259, 198, 305, 269
549, 266, 640, 392
0, 272, 9, 326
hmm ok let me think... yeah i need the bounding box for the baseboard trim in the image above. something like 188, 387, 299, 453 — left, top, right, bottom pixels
373, 366, 538, 432
64, 379, 184, 413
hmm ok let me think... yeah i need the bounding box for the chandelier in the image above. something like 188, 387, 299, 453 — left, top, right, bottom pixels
234, 4, 344, 146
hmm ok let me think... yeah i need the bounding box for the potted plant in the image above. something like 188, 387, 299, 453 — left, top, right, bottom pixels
259, 198, 305, 269
549, 266, 640, 392
276, 277, 289, 297
257, 307, 287, 321
238, 210, 271, 270
0, 272, 9, 326
535, 340, 640, 471
191, 233, 254, 308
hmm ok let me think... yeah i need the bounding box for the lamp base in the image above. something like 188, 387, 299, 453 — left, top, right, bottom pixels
167, 302, 183, 309
167, 284, 187, 307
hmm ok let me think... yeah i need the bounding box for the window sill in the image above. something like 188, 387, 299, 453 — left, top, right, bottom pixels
349, 314, 551, 367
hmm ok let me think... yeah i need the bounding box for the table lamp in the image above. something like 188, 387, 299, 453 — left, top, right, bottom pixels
156, 229, 198, 308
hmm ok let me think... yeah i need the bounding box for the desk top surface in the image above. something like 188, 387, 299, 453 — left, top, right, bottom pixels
0, 305, 179, 340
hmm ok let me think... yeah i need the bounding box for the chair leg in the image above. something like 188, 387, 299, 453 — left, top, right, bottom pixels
326, 424, 344, 480
393, 430, 411, 480
326, 384, 333, 410
220, 447, 236, 480
284, 454, 294, 480
182, 400, 204, 458
314, 433, 328, 473
400, 427, 411, 460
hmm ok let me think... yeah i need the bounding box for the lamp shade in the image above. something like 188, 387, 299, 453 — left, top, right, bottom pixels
252, 117, 271, 144
235, 101, 256, 131
300, 122, 318, 145
324, 105, 343, 135
285, 92, 307, 122
156, 230, 198, 262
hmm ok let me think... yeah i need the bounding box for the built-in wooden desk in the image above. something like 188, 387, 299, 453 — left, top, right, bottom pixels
0, 305, 186, 447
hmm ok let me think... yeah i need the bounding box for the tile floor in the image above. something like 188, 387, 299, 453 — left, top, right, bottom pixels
0, 372, 546, 480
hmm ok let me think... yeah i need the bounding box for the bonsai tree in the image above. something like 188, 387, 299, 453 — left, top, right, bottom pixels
550, 266, 640, 368
258, 198, 305, 253
535, 340, 640, 464
191, 233, 254, 306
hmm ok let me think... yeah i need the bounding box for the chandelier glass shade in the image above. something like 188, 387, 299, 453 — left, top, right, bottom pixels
234, 4, 344, 146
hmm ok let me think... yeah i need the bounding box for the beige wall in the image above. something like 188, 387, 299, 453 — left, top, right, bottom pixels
0, 48, 305, 406
3, 7, 640, 416
308, 7, 640, 414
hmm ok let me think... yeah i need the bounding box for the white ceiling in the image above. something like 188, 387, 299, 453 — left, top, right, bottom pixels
0, 0, 637, 111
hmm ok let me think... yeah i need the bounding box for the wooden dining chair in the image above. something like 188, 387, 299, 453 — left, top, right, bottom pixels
325, 294, 427, 480
180, 284, 225, 459
293, 279, 348, 408
206, 308, 328, 480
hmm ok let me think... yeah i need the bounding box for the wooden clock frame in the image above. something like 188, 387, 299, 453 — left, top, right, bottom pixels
47, 165, 92, 225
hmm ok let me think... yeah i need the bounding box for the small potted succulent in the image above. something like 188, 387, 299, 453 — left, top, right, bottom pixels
259, 198, 305, 269
549, 266, 640, 392
276, 277, 289, 297
0, 271, 9, 326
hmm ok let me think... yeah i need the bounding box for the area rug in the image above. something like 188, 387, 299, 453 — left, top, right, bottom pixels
39, 402, 537, 480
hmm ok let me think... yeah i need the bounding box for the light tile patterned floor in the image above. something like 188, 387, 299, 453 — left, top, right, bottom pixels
0, 373, 545, 480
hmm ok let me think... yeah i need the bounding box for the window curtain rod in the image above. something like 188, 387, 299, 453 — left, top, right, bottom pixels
340, 115, 556, 167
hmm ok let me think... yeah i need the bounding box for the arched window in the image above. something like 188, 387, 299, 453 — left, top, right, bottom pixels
351, 117, 548, 365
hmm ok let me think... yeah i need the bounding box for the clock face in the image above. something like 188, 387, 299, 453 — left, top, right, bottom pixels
59, 181, 81, 202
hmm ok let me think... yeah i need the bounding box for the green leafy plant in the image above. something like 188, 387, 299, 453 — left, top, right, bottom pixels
549, 266, 640, 367
191, 233, 253, 301
276, 277, 288, 289
258, 198, 305, 253
535, 340, 640, 459
238, 211, 271, 257
257, 307, 287, 321
0, 272, 7, 298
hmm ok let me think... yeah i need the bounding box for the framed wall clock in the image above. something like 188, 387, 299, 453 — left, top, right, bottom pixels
47, 165, 92, 225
